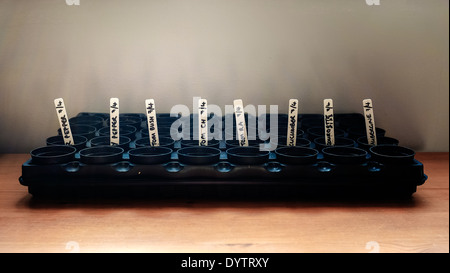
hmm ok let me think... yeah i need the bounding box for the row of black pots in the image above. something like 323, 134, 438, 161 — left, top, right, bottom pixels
67, 113, 383, 141
141, 124, 385, 140
31, 144, 416, 167
47, 132, 400, 156
47, 132, 399, 154
69, 115, 143, 130
57, 124, 139, 140
58, 116, 386, 147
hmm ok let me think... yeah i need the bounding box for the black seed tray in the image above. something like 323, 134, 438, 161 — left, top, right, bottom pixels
19, 113, 428, 199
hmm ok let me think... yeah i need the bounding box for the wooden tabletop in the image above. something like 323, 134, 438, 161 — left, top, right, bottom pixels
0, 153, 448, 253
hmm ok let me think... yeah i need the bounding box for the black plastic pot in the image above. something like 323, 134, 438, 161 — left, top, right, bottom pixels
357, 136, 399, 151
129, 147, 173, 165
273, 137, 311, 148
322, 147, 368, 165
118, 114, 144, 130
226, 147, 270, 165
140, 128, 172, 139
313, 137, 355, 151
225, 126, 262, 141
135, 137, 175, 149
225, 139, 261, 149
300, 116, 323, 130
275, 147, 318, 165
30, 145, 77, 165
369, 145, 415, 164
69, 116, 105, 129
169, 124, 192, 140
297, 129, 305, 139
177, 147, 221, 165
98, 125, 137, 140
79, 146, 124, 164
46, 135, 88, 151
58, 124, 97, 140
346, 126, 386, 140
334, 114, 365, 130
306, 126, 346, 141
89, 136, 131, 151
180, 139, 220, 148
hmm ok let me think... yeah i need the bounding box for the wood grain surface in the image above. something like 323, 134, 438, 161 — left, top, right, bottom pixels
0, 153, 448, 253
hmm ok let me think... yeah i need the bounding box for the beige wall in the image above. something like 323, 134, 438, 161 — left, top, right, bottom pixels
0, 0, 448, 153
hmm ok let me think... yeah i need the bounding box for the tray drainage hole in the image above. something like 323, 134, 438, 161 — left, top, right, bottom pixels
64, 161, 80, 172
367, 161, 383, 172
317, 161, 334, 172
265, 162, 283, 172
215, 162, 233, 173
165, 162, 183, 172
114, 162, 131, 172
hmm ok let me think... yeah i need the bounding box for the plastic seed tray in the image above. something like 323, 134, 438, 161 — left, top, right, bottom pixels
19, 113, 428, 199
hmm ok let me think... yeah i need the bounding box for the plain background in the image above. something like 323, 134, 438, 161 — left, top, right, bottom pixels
0, 0, 448, 153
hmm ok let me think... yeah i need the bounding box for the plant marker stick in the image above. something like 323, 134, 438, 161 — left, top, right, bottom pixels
233, 99, 248, 146
198, 99, 208, 146
145, 99, 160, 146
110, 98, 120, 146
287, 99, 299, 146
54, 98, 74, 145
363, 99, 377, 146
323, 98, 335, 146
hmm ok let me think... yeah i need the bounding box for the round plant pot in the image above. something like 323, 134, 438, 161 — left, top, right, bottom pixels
58, 124, 97, 140
275, 146, 318, 165
313, 137, 355, 151
89, 136, 131, 151
129, 147, 173, 165
46, 135, 88, 151
346, 126, 386, 140
180, 139, 221, 149
31, 145, 77, 165
307, 126, 346, 141
135, 137, 176, 149
69, 116, 105, 129
273, 137, 311, 148
356, 136, 399, 151
226, 147, 270, 165
79, 146, 124, 164
322, 146, 368, 165
225, 139, 261, 149
98, 125, 137, 140
369, 145, 415, 164
177, 147, 221, 165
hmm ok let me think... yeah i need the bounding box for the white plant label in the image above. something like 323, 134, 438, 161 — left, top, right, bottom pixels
198, 99, 208, 146
363, 99, 377, 146
110, 98, 120, 146
287, 99, 299, 146
54, 98, 74, 145
233, 99, 249, 146
145, 99, 160, 146
323, 98, 335, 146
